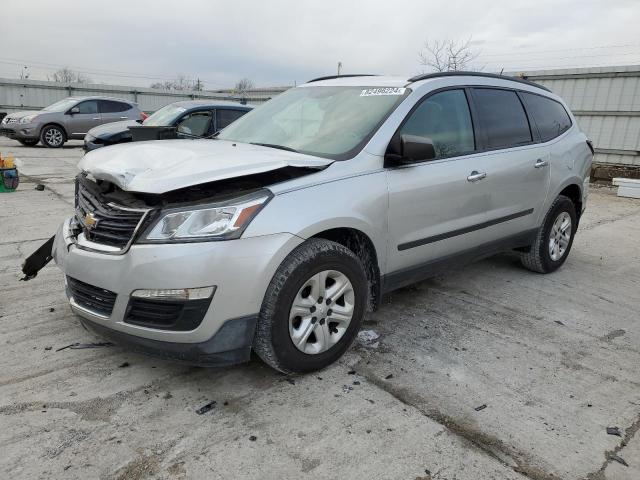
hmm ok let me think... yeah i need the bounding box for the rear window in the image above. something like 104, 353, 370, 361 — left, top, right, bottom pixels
216, 109, 247, 130
472, 88, 532, 149
100, 100, 132, 113
521, 92, 572, 142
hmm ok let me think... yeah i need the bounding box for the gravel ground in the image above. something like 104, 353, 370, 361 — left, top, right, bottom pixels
1, 138, 639, 480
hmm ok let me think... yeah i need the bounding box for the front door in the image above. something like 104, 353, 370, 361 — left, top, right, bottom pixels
66, 100, 102, 137
386, 88, 497, 276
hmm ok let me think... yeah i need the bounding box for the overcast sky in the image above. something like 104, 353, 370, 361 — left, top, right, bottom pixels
1, 0, 640, 89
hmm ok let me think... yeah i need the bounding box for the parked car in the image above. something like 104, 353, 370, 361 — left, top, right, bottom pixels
0, 97, 144, 148
83, 100, 251, 152
33, 72, 592, 374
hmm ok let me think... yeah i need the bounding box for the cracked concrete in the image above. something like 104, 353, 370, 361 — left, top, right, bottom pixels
0, 139, 638, 479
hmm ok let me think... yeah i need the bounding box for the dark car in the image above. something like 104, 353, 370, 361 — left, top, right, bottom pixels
83, 100, 251, 152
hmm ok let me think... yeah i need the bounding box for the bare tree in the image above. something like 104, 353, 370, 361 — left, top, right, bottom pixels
50, 67, 91, 83
150, 76, 198, 91
418, 38, 480, 72
235, 78, 255, 95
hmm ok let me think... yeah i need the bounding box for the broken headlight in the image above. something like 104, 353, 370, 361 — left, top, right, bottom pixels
141, 190, 272, 242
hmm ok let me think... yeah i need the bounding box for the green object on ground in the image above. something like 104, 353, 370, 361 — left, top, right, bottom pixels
0, 167, 19, 192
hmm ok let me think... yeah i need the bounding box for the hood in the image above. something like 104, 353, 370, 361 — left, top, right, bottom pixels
88, 120, 138, 138
78, 139, 334, 194
4, 110, 42, 120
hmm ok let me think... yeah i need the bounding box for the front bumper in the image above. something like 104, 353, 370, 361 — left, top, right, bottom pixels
53, 217, 303, 365
0, 124, 38, 141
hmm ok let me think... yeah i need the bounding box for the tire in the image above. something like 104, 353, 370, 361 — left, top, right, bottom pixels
18, 139, 39, 146
521, 195, 577, 273
254, 238, 368, 374
40, 125, 66, 148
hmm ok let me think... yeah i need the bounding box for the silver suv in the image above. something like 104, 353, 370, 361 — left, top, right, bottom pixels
0, 96, 143, 147
45, 72, 592, 373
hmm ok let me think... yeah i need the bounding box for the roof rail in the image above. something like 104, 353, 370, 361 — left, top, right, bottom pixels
407, 71, 551, 92
306, 74, 378, 84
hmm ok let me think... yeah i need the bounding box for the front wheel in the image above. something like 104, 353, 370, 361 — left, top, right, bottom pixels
521, 195, 577, 273
253, 238, 368, 374
40, 125, 66, 148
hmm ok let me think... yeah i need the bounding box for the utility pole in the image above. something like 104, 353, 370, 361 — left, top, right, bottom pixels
19, 66, 29, 80
337, 62, 342, 76
195, 78, 203, 91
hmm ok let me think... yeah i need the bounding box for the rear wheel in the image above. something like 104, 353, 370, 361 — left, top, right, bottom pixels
40, 125, 66, 148
521, 195, 577, 273
18, 139, 39, 146
253, 238, 368, 374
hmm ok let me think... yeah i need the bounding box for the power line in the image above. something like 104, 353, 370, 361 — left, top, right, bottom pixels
476, 43, 640, 58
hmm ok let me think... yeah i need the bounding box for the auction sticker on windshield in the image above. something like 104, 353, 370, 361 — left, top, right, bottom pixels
360, 87, 406, 96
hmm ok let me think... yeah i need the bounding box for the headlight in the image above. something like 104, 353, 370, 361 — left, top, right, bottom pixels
19, 114, 39, 124
142, 190, 272, 242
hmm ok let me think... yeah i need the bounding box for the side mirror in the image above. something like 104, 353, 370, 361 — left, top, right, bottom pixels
385, 134, 436, 165
68, 107, 80, 115
399, 134, 435, 162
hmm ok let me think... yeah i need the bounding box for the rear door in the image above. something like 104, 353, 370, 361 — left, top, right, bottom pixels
99, 100, 137, 124
65, 100, 101, 137
467, 87, 550, 239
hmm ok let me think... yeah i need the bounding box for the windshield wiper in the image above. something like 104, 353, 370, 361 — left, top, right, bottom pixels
250, 142, 298, 153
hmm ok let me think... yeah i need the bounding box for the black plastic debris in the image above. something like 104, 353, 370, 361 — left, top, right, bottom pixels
49, 307, 55, 312
607, 426, 622, 437
554, 320, 565, 325
348, 370, 356, 375
353, 381, 361, 386
385, 374, 393, 380
56, 341, 114, 351
20, 235, 55, 281
196, 401, 216, 415
286, 378, 296, 385
118, 362, 130, 368
249, 435, 257, 441
44, 346, 52, 351
35, 184, 45, 191
475, 404, 488, 412
607, 453, 628, 467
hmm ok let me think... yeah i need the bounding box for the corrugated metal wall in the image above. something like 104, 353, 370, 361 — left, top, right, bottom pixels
519, 65, 640, 167
2, 67, 639, 167
0, 78, 283, 114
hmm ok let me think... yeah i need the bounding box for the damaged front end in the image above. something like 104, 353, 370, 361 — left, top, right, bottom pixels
21, 162, 324, 280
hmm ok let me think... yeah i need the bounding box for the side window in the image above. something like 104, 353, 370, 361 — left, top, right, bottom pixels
176, 111, 213, 137
472, 88, 532, 149
400, 89, 475, 159
100, 100, 132, 113
521, 92, 572, 142
216, 109, 247, 130
75, 100, 98, 114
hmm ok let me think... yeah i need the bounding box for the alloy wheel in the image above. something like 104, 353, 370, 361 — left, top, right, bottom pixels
549, 211, 572, 261
288, 269, 355, 355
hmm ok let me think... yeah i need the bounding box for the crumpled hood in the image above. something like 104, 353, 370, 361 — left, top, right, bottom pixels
78, 139, 333, 194
88, 120, 138, 138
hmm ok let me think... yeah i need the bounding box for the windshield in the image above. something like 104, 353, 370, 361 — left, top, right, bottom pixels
143, 104, 187, 126
217, 86, 409, 160
43, 98, 79, 112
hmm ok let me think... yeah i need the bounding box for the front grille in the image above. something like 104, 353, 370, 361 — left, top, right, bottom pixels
75, 177, 147, 249
67, 277, 117, 316
125, 297, 211, 331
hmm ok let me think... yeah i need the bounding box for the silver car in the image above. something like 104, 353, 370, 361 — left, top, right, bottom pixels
0, 96, 143, 148
45, 72, 592, 373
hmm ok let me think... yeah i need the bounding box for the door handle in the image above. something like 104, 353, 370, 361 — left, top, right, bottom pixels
119, 116, 129, 119
534, 159, 549, 168
92, 117, 100, 120
467, 171, 487, 182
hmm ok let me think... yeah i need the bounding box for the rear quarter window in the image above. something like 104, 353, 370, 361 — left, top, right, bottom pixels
521, 92, 572, 142
100, 100, 133, 113
472, 88, 532, 149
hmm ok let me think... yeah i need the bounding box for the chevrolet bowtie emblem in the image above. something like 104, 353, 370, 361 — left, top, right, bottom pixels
84, 212, 98, 229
